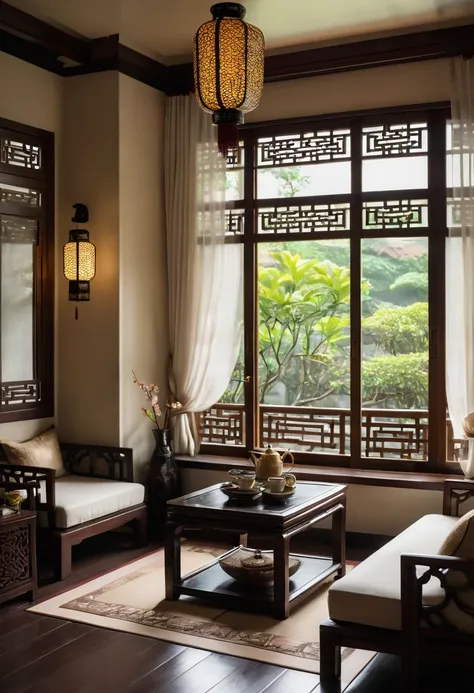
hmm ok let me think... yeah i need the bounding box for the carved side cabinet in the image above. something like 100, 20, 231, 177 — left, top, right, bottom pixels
0, 510, 37, 605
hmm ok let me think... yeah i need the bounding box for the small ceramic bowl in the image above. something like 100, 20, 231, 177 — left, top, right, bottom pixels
3, 490, 23, 509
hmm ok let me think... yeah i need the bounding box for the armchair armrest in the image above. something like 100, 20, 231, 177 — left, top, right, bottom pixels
443, 478, 474, 516
0, 463, 55, 511
401, 552, 474, 655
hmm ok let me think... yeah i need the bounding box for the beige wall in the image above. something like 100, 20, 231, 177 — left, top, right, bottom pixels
119, 75, 168, 479
248, 58, 451, 122
57, 72, 121, 446
0, 53, 61, 441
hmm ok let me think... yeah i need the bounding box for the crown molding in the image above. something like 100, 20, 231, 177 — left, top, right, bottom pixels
0, 2, 473, 96
0, 1, 89, 63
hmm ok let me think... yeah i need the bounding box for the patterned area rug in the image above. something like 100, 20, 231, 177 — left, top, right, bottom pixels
29, 543, 373, 677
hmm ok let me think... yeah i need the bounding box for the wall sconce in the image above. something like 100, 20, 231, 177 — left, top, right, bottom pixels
63, 203, 96, 319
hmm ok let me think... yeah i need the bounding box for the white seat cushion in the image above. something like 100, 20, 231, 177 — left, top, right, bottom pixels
41, 475, 145, 529
328, 514, 458, 631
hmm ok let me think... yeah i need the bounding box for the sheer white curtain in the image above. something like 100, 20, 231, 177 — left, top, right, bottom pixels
446, 57, 474, 476
164, 95, 243, 455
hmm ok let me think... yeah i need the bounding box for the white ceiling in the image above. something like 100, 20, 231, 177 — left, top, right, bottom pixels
7, 0, 474, 64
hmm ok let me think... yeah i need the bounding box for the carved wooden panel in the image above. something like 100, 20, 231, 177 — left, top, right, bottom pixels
0, 137, 42, 171
362, 123, 428, 157
2, 381, 40, 407
60, 444, 134, 482
363, 200, 428, 229
258, 203, 350, 234
257, 129, 351, 167
0, 525, 30, 589
419, 564, 474, 631
198, 404, 245, 445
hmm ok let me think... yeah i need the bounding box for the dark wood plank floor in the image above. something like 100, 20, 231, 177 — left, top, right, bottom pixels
0, 531, 470, 693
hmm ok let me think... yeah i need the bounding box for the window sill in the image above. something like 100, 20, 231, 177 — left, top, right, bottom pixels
175, 454, 461, 491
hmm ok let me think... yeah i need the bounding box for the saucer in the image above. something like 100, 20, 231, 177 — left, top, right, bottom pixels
262, 487, 296, 501
220, 483, 263, 501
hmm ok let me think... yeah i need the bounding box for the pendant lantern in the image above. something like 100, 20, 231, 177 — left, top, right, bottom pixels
193, 3, 265, 157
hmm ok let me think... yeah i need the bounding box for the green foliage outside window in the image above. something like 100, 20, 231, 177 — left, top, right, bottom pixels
221, 167, 429, 411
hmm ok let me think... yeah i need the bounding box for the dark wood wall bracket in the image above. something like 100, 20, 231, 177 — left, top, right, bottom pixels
0, 1, 473, 95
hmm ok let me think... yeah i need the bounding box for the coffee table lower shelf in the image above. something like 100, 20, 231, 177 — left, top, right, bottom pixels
174, 551, 340, 617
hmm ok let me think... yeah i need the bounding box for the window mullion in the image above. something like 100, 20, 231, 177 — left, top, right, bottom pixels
350, 120, 363, 467
243, 132, 258, 451
427, 111, 448, 470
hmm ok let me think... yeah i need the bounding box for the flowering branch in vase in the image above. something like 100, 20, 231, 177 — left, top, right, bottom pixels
132, 370, 182, 430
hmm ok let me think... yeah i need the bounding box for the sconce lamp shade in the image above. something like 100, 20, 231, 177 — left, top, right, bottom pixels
63, 230, 96, 301
193, 3, 265, 156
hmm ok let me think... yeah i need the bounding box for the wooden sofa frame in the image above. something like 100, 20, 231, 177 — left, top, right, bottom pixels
0, 442, 147, 580
320, 478, 474, 692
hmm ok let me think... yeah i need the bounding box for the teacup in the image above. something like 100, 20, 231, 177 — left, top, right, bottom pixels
284, 473, 296, 488
268, 476, 286, 493
234, 471, 256, 490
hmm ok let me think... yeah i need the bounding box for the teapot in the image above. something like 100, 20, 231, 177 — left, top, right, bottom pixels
249, 445, 294, 480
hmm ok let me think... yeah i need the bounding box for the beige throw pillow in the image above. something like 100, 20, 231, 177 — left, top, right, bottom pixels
435, 509, 474, 633
1, 427, 67, 478
439, 509, 474, 558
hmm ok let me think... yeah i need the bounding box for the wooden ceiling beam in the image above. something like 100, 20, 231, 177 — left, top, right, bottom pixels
167, 23, 474, 95
0, 2, 90, 64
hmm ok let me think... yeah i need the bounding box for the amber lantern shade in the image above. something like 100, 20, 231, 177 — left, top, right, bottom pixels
63, 204, 96, 316
193, 3, 265, 156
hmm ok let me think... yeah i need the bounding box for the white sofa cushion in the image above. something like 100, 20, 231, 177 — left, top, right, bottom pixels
328, 514, 458, 631
41, 475, 145, 529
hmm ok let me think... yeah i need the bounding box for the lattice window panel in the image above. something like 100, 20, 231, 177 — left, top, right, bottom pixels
198, 404, 244, 445
0, 216, 38, 243
0, 137, 42, 171
362, 123, 428, 157
2, 381, 40, 407
261, 408, 349, 454
363, 200, 428, 229
225, 208, 245, 236
363, 415, 428, 460
258, 204, 350, 234
257, 129, 351, 167
448, 199, 474, 228
449, 122, 474, 151
226, 142, 244, 169
0, 185, 41, 208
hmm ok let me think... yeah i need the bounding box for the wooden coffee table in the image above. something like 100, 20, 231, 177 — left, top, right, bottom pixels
165, 481, 346, 619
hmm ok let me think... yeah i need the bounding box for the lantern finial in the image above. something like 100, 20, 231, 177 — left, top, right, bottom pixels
211, 3, 246, 19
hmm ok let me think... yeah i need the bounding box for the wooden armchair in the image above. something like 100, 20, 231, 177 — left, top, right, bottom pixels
320, 477, 474, 693
400, 478, 474, 690
0, 442, 147, 580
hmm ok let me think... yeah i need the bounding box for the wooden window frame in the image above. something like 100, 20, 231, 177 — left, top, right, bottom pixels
200, 102, 453, 474
0, 116, 54, 423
